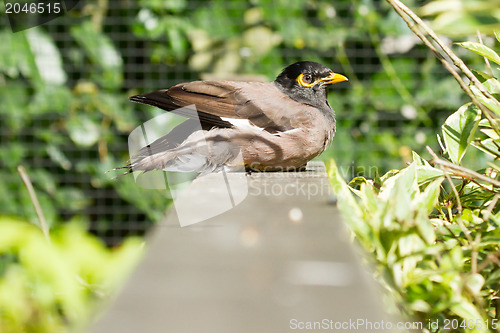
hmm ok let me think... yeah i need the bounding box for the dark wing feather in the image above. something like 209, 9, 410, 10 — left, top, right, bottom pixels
129, 88, 233, 128
130, 81, 301, 130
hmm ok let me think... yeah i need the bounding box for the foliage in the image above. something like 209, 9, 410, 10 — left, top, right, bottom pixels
0, 0, 498, 331
328, 17, 500, 333
2, 0, 489, 240
330, 155, 499, 331
420, 0, 500, 36
0, 216, 144, 333
0, 8, 171, 240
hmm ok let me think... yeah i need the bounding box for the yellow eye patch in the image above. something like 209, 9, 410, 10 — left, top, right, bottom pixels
297, 72, 348, 87
296, 73, 315, 87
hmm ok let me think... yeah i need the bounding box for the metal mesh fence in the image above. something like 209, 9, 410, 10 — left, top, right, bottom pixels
1, 0, 464, 245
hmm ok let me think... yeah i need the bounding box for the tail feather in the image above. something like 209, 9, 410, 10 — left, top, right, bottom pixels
109, 128, 241, 177
106, 165, 133, 178
129, 91, 178, 112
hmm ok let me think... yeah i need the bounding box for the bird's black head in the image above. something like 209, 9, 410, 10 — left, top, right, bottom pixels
274, 61, 348, 110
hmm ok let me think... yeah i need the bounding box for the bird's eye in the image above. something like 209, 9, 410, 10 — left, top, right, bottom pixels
297, 73, 315, 87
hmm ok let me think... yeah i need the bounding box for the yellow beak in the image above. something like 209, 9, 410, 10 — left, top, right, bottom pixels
320, 72, 348, 85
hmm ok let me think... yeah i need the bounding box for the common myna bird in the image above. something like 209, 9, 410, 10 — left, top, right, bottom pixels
115, 61, 347, 175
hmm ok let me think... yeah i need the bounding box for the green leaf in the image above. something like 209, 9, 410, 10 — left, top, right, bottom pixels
328, 160, 372, 246
0, 82, 29, 131
470, 85, 500, 116
478, 118, 493, 127
0, 143, 26, 168
483, 78, 500, 94
71, 22, 123, 89
458, 41, 500, 65
480, 128, 500, 139
408, 299, 431, 313
485, 268, 500, 286
29, 85, 72, 115
26, 28, 67, 86
472, 138, 500, 157
0, 30, 31, 79
412, 151, 430, 167
380, 162, 417, 202
415, 179, 442, 244
471, 69, 493, 82
416, 216, 436, 244
348, 176, 368, 188
417, 178, 443, 213
442, 103, 481, 164
399, 233, 426, 257
139, 0, 186, 12
46, 145, 72, 170
480, 236, 500, 247
379, 163, 418, 224
416, 166, 444, 184
420, 0, 455, 16
66, 115, 101, 148
54, 188, 91, 211
360, 182, 378, 217
450, 299, 484, 322
163, 18, 190, 60
427, 8, 500, 36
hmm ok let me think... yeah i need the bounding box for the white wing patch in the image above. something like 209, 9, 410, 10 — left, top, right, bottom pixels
220, 117, 264, 131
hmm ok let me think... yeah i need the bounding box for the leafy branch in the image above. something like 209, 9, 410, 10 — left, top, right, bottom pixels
329, 2, 500, 331
385, 0, 500, 136
426, 146, 500, 188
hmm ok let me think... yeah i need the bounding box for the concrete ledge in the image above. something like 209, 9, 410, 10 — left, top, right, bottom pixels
91, 162, 397, 333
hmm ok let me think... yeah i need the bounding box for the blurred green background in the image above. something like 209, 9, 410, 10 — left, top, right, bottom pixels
1, 0, 500, 330
4, 0, 495, 244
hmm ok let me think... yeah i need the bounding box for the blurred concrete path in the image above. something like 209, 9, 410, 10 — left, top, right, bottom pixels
91, 162, 401, 333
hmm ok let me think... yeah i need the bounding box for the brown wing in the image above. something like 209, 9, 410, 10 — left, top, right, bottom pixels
129, 81, 305, 131
129, 82, 233, 128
